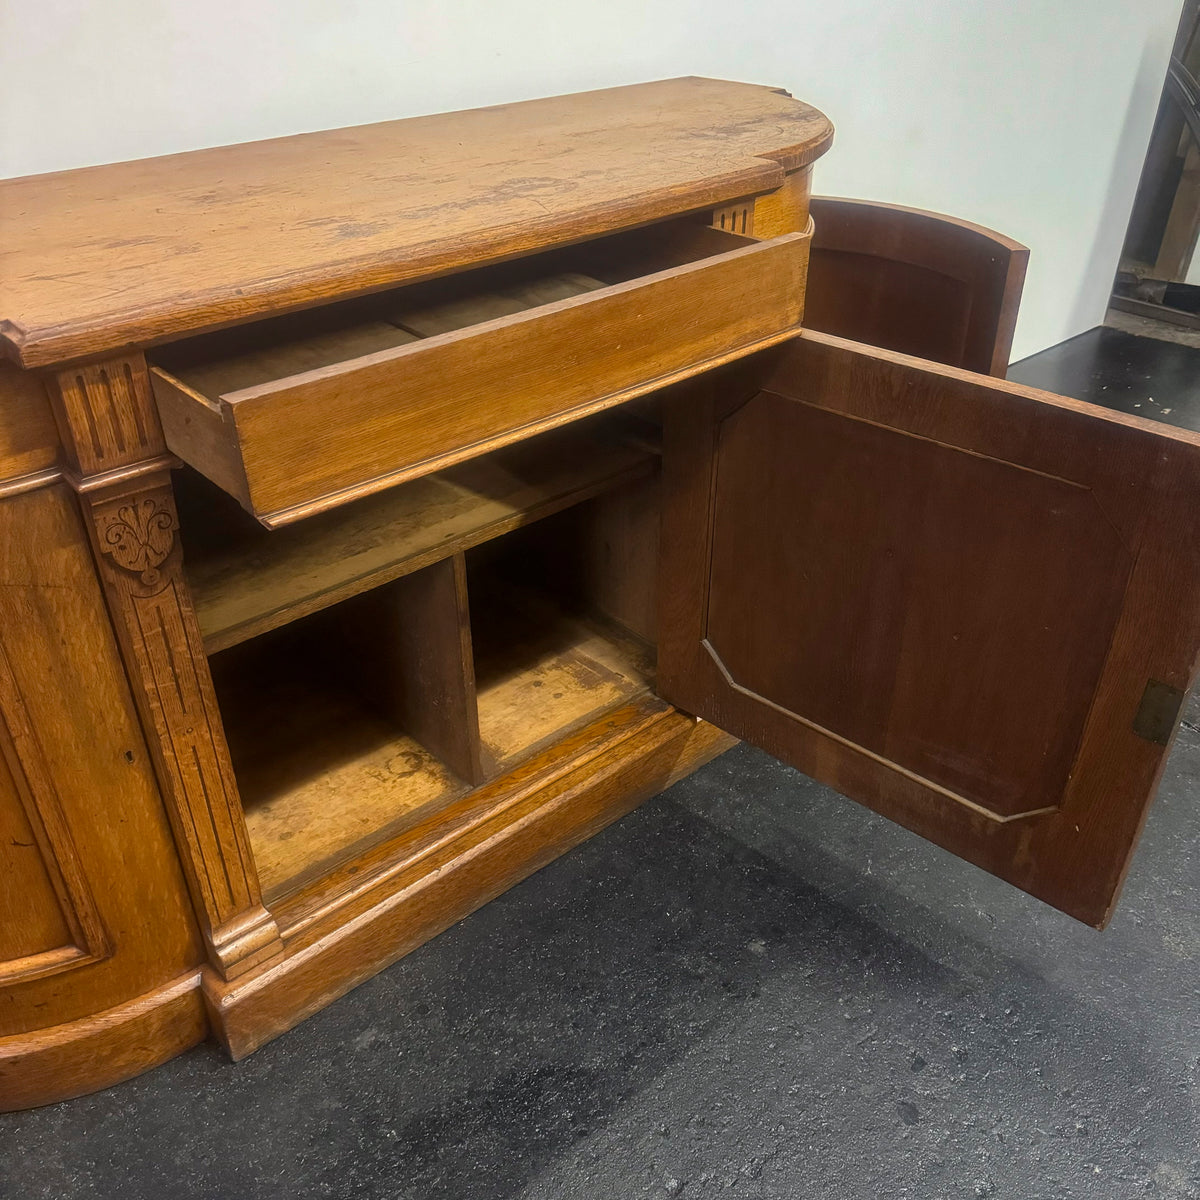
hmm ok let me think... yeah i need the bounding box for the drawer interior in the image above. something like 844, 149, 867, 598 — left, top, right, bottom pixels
153, 218, 759, 403
187, 415, 662, 903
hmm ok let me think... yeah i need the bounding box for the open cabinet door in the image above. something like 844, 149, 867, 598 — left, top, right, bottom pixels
658, 330, 1200, 927
805, 197, 1028, 377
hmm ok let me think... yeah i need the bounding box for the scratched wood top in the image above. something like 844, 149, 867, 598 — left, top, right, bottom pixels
0, 78, 833, 369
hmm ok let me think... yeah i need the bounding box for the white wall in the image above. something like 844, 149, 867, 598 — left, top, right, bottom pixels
0, 0, 1181, 360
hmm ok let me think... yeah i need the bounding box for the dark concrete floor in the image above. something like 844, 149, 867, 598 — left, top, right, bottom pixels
3, 327, 1198, 1200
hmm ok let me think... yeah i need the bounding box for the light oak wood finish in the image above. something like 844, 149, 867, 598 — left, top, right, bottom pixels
208, 557, 658, 902
180, 417, 657, 653
576, 475, 662, 645
0, 971, 207, 1112
264, 701, 686, 948
210, 627, 472, 901
0, 363, 60, 490
0, 78, 827, 1109
0, 485, 201, 1017
327, 555, 486, 787
470, 575, 656, 771
19, 79, 1196, 1112
0, 484, 204, 1107
149, 221, 811, 523
751, 169, 816, 240
204, 701, 733, 1059
0, 78, 831, 369
46, 354, 283, 981
659, 331, 1200, 927
388, 271, 606, 337
0, 633, 109, 983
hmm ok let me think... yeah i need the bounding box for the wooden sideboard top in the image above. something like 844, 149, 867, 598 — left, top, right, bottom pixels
0, 77, 833, 369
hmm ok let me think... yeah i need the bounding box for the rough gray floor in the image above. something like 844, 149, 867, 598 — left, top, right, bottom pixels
1, 690, 1197, 1200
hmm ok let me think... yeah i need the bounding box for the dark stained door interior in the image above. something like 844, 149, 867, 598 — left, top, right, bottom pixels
658, 331, 1200, 926
804, 198, 1028, 378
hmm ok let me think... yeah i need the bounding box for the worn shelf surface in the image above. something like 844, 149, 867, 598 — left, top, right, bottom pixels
182, 419, 658, 653
212, 574, 655, 903
471, 580, 655, 773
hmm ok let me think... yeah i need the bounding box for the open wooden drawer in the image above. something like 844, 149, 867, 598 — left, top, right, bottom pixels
150, 217, 810, 527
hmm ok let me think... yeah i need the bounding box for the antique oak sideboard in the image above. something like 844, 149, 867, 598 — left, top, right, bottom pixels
2, 79, 1198, 1110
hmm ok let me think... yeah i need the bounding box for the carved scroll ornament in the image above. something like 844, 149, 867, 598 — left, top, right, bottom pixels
99, 498, 177, 586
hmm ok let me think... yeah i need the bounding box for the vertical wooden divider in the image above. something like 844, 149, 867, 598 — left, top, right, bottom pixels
320, 553, 487, 787
579, 472, 662, 646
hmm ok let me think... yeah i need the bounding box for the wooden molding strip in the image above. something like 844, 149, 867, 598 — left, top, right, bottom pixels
0, 971, 207, 1111
0, 467, 63, 500
0, 635, 111, 976
204, 705, 734, 1059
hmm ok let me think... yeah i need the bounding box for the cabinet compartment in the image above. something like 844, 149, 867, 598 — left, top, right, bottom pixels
150, 218, 809, 525
185, 416, 661, 904
467, 495, 658, 772
179, 416, 657, 654
471, 588, 653, 772
209, 585, 474, 902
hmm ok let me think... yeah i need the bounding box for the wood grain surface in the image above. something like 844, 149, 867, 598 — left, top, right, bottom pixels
0, 78, 832, 368
0, 363, 59, 489
180, 418, 656, 652
349, 555, 485, 786
150, 222, 809, 522
805, 197, 1028, 376
204, 701, 733, 1059
47, 354, 283, 981
0, 77, 829, 1102
0, 484, 202, 1042
659, 331, 1200, 927
0, 971, 206, 1112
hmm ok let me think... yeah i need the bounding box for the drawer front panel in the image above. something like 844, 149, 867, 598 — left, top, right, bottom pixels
152, 227, 810, 525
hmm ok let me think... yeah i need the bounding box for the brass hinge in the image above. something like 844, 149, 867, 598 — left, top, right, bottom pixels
1132, 680, 1186, 746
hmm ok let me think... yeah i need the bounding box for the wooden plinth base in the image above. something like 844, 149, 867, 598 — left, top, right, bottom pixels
2, 702, 732, 1105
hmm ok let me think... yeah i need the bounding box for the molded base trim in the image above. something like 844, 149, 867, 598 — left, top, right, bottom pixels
0, 971, 207, 1111
205, 709, 733, 1059
0, 711, 733, 1107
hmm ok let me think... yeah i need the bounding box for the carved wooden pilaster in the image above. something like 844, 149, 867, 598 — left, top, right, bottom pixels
712, 201, 756, 237
48, 354, 282, 981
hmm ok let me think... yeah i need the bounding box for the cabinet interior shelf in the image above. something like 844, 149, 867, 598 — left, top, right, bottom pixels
213, 578, 655, 902
181, 415, 658, 654
186, 416, 663, 905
